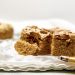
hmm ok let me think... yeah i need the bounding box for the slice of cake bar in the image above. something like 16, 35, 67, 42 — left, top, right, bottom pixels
15, 26, 52, 55
51, 30, 75, 56
15, 40, 40, 55
0, 23, 13, 39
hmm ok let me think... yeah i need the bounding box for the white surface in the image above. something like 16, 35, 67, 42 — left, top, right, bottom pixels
0, 19, 75, 71
0, 0, 75, 23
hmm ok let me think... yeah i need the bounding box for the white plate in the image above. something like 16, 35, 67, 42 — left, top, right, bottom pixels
0, 19, 75, 71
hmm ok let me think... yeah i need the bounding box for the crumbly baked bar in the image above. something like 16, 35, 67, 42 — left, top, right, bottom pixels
15, 26, 52, 55
51, 30, 75, 56
14, 40, 40, 55
0, 23, 13, 39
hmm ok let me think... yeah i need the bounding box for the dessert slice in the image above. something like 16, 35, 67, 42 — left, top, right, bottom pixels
51, 30, 75, 56
15, 40, 40, 55
15, 26, 52, 55
0, 23, 13, 39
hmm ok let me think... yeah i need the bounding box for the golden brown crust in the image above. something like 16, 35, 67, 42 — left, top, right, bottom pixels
50, 27, 71, 34
20, 26, 41, 44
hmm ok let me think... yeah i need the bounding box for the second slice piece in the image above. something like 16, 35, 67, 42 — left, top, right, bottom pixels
51, 30, 75, 56
15, 26, 52, 55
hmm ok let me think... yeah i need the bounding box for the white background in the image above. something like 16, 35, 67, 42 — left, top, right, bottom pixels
0, 0, 75, 23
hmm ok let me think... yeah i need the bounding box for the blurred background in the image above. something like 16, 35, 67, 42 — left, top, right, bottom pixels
0, 0, 75, 23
